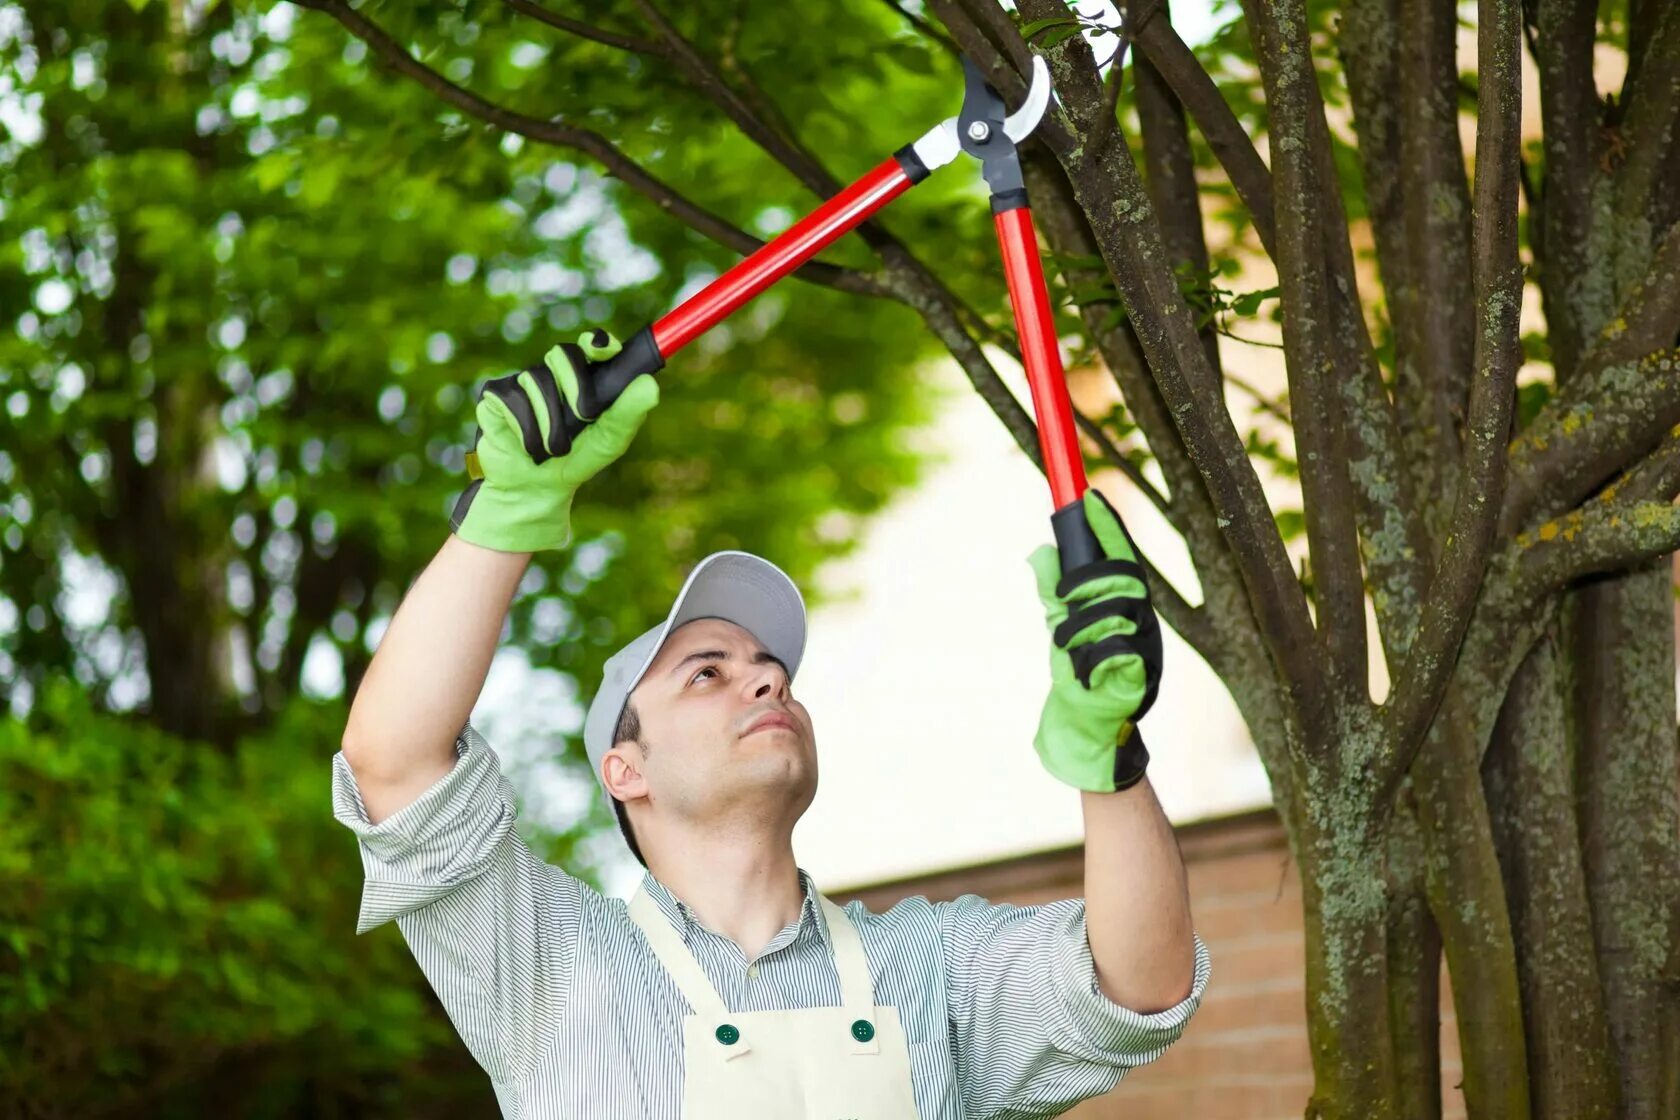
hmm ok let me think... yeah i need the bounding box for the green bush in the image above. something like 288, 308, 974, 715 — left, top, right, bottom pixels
0, 680, 494, 1118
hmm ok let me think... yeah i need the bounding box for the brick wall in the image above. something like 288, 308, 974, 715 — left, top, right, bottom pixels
832, 808, 1468, 1120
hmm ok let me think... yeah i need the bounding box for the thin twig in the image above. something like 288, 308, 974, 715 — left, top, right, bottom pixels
1073, 408, 1177, 524
875, 0, 965, 56
289, 0, 886, 298
1087, 0, 1164, 159
499, 0, 664, 55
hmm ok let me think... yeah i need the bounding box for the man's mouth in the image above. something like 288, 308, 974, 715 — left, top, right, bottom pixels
744, 714, 797, 736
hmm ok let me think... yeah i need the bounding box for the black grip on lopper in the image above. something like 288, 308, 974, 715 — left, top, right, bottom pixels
573, 326, 666, 419
1051, 497, 1103, 576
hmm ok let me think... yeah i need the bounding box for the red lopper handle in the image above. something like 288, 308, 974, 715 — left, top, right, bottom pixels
993, 205, 1102, 573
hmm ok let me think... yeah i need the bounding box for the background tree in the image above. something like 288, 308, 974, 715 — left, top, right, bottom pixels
0, 1, 934, 1114
278, 0, 1680, 1117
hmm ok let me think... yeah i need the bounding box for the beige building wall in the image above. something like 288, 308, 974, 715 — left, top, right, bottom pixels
833, 810, 1469, 1120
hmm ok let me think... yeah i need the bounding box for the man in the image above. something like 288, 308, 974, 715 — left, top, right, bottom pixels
334, 334, 1210, 1118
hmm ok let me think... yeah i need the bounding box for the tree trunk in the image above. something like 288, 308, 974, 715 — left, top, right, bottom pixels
1484, 633, 1619, 1118
1386, 792, 1444, 1120
1410, 701, 1533, 1118
1296, 756, 1397, 1120
1569, 563, 1680, 1120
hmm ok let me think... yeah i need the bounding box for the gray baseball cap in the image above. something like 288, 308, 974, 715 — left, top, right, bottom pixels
582, 550, 807, 860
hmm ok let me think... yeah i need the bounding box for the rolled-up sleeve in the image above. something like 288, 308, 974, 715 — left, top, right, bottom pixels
938, 892, 1211, 1118
332, 724, 583, 1086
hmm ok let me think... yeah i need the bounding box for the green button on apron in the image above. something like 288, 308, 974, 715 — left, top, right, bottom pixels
850, 1019, 875, 1042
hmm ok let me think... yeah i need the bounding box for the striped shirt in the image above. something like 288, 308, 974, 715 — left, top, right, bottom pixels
332, 725, 1212, 1119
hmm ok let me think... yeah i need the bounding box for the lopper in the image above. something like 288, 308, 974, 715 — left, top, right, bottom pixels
568, 54, 1107, 574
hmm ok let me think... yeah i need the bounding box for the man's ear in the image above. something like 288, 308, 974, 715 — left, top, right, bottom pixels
602, 748, 646, 800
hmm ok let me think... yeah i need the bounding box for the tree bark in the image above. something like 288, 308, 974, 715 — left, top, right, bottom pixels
1386, 793, 1444, 1120
1409, 702, 1533, 1119
1296, 765, 1397, 1120
1569, 563, 1680, 1120
1484, 633, 1619, 1118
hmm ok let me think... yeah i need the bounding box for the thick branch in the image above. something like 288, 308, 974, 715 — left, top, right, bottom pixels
954, 0, 1037, 79
1130, 17, 1277, 256
289, 0, 884, 298
1575, 216, 1680, 374
1253, 0, 1370, 691
1514, 499, 1680, 595
1614, 0, 1680, 237
1533, 0, 1607, 375
1396, 0, 1476, 515
1378, 0, 1524, 781
1133, 0, 1220, 380
1501, 349, 1680, 535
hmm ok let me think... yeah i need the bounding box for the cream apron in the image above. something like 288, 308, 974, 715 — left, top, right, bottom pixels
627, 883, 923, 1120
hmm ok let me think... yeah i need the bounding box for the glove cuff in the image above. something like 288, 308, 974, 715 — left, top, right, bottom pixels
1112, 727, 1150, 792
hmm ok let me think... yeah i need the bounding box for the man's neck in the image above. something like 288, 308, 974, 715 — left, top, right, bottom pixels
646, 839, 805, 964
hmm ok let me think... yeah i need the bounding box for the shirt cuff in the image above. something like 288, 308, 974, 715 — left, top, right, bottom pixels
1054, 904, 1212, 1067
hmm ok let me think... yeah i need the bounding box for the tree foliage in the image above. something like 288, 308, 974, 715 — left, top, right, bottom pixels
0, 0, 938, 1113
6, 0, 1680, 1114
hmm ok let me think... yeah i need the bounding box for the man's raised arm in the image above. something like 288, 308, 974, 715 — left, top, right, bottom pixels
340, 538, 532, 823
337, 331, 662, 823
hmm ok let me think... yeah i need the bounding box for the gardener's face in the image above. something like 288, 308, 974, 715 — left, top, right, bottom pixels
605, 617, 817, 843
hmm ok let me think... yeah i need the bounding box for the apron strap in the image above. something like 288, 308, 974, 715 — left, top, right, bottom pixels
819, 895, 885, 1055
628, 884, 734, 1020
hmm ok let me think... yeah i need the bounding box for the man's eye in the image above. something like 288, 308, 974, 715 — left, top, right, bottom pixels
690, 665, 720, 685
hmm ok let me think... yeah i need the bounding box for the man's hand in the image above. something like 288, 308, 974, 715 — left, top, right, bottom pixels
1028, 487, 1163, 793
450, 331, 659, 554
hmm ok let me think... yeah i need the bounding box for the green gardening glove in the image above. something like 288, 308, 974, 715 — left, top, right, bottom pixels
1028, 487, 1163, 792
449, 330, 659, 553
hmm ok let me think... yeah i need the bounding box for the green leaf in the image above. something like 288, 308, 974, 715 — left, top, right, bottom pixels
1275, 508, 1307, 541
1516, 380, 1553, 429
1039, 24, 1088, 48
1021, 16, 1081, 38
1231, 285, 1281, 316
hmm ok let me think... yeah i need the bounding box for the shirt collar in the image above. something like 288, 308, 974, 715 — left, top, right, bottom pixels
640, 865, 828, 953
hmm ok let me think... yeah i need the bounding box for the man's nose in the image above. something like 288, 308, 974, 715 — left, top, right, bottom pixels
748, 663, 789, 700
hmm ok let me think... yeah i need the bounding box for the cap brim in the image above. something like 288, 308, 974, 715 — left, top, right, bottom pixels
625, 551, 807, 694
